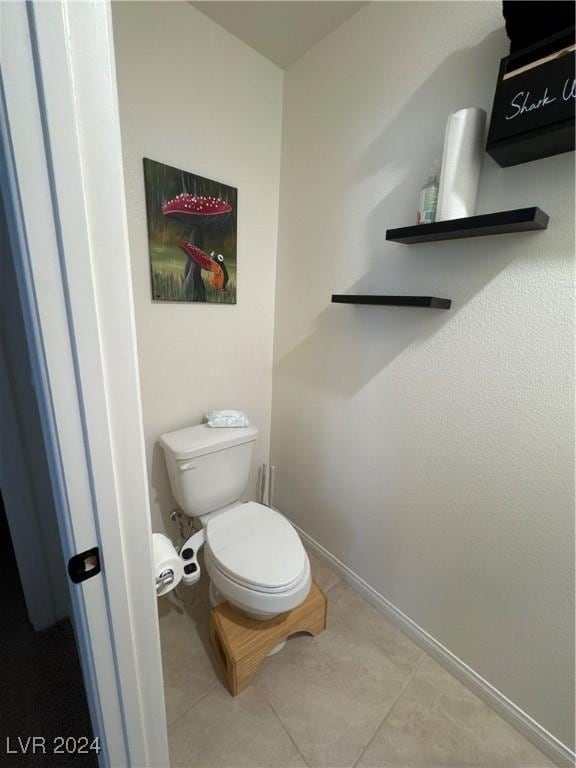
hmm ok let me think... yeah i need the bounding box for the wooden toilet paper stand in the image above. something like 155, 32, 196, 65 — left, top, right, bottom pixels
210, 581, 327, 696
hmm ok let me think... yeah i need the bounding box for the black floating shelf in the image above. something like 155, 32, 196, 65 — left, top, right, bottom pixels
386, 207, 549, 244
332, 295, 451, 309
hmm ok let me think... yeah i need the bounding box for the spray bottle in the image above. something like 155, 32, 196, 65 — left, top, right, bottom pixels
417, 162, 440, 224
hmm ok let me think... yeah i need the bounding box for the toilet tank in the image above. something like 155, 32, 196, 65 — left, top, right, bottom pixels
159, 424, 258, 517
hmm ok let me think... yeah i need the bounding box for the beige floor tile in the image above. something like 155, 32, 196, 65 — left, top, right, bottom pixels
288, 753, 308, 767
255, 582, 422, 768
326, 581, 423, 676
162, 561, 552, 768
158, 575, 219, 725
306, 549, 340, 594
357, 656, 553, 768
168, 684, 306, 767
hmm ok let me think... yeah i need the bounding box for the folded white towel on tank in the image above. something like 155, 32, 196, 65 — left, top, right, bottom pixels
206, 410, 250, 428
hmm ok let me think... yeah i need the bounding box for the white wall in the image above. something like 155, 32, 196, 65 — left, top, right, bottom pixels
272, 0, 574, 750
112, 1, 283, 534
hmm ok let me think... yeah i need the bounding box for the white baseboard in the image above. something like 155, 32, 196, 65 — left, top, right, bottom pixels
296, 526, 575, 768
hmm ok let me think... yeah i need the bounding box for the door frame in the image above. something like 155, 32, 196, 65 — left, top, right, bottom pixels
0, 2, 169, 766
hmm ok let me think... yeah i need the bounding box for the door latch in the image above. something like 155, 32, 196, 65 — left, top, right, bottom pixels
68, 547, 101, 584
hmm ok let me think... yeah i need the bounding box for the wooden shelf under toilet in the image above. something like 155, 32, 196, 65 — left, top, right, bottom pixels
210, 581, 327, 696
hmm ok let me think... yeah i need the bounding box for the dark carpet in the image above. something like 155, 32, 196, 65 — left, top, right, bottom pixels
0, 495, 98, 767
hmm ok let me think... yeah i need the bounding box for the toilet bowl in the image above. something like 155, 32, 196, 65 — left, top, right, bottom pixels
159, 423, 311, 626
204, 502, 311, 620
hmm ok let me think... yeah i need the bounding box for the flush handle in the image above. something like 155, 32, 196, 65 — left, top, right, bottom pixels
178, 461, 197, 472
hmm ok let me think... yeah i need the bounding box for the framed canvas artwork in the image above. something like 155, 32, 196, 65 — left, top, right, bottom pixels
143, 158, 237, 303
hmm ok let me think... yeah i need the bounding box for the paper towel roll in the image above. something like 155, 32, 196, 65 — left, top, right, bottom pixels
152, 533, 183, 597
436, 108, 486, 221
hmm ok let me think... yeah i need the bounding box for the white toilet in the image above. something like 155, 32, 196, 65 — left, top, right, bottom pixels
160, 423, 311, 621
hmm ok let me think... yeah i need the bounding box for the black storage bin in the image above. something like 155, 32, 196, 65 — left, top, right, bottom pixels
486, 27, 575, 167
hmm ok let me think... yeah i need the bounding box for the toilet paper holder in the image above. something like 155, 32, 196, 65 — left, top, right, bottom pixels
153, 531, 185, 596
156, 568, 176, 594
152, 529, 205, 597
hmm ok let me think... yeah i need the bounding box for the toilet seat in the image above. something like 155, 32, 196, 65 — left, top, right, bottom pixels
212, 565, 306, 594
206, 502, 307, 590
204, 502, 311, 619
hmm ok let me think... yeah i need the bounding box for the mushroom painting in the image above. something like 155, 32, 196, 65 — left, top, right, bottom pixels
143, 158, 237, 303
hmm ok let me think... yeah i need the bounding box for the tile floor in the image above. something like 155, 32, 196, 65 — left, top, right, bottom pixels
159, 550, 553, 768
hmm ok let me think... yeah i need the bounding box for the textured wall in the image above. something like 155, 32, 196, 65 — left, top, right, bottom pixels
112, 2, 283, 533
271, 1, 574, 748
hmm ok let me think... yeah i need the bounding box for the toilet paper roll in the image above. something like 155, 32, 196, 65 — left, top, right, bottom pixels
436, 108, 486, 221
152, 533, 183, 597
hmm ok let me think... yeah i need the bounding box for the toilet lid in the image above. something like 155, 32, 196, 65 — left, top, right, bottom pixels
206, 502, 306, 591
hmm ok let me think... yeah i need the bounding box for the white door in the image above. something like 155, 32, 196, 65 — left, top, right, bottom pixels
0, 2, 169, 766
